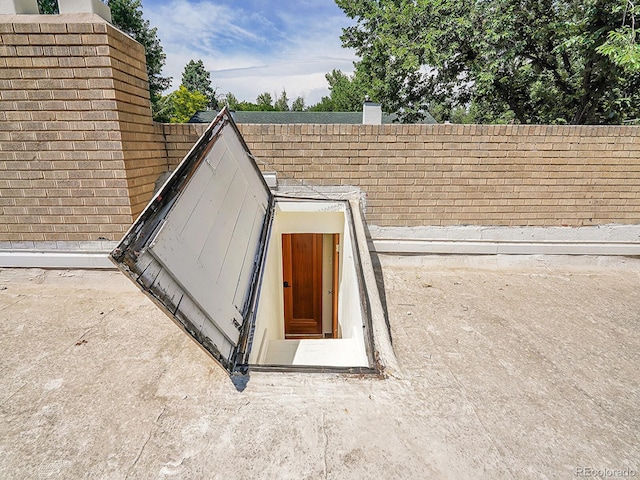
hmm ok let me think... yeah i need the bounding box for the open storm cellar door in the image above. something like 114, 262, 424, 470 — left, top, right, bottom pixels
110, 109, 383, 385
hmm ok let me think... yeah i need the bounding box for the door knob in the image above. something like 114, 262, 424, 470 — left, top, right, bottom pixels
283, 281, 291, 288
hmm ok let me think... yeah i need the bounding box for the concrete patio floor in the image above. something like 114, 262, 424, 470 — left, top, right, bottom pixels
0, 255, 638, 479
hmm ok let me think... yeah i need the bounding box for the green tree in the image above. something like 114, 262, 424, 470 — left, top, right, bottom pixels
274, 90, 290, 111
256, 92, 275, 111
219, 94, 261, 111
309, 69, 369, 112
182, 59, 217, 108
291, 96, 306, 111
596, 0, 640, 71
223, 92, 240, 110
152, 94, 175, 123
307, 96, 333, 112
107, 0, 171, 120
168, 85, 208, 123
37, 0, 58, 14
236, 101, 262, 111
337, 0, 640, 124
326, 69, 368, 111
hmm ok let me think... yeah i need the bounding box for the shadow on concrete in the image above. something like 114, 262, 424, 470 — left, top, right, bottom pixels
361, 218, 393, 346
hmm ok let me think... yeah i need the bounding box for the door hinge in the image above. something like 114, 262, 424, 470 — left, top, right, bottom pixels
335, 243, 340, 253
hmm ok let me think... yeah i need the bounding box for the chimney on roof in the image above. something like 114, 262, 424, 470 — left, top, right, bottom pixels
362, 96, 382, 125
58, 0, 112, 22
0, 0, 39, 14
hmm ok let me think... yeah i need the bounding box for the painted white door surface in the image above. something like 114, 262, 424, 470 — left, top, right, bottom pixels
110, 110, 272, 375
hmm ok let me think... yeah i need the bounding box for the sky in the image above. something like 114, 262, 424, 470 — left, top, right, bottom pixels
142, 0, 358, 106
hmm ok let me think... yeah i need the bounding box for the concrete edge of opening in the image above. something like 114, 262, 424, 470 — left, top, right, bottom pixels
346, 197, 400, 378
1, 224, 638, 270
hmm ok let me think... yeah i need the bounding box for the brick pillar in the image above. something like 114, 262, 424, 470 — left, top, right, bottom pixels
0, 13, 168, 242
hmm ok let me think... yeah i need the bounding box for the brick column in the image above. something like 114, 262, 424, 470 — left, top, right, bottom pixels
0, 13, 167, 242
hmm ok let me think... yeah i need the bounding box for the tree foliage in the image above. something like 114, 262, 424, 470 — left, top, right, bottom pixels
596, 0, 640, 71
274, 90, 290, 111
291, 96, 306, 111
181, 59, 217, 108
221, 91, 293, 111
152, 94, 175, 123
166, 85, 208, 123
37, 0, 58, 14
256, 92, 275, 110
337, 0, 640, 124
107, 0, 171, 119
222, 92, 240, 110
308, 69, 369, 111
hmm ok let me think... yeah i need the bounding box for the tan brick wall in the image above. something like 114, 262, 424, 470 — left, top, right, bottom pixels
105, 27, 168, 218
0, 14, 167, 242
163, 123, 640, 227
162, 123, 204, 169
2, 14, 638, 241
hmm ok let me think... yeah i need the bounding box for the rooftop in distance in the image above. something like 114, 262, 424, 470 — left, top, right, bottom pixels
188, 109, 438, 124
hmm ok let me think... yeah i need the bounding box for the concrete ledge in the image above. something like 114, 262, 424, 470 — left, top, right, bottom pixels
59, 0, 112, 22
0, 241, 117, 269
369, 225, 640, 256
0, 0, 38, 14
1, 224, 639, 269
0, 12, 110, 23
0, 250, 113, 269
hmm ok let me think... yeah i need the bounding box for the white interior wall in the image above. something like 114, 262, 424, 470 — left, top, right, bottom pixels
335, 218, 368, 362
321, 234, 334, 335
249, 202, 344, 364
249, 201, 369, 367
249, 232, 282, 364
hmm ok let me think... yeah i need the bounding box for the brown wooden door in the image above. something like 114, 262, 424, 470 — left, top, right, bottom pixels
282, 233, 323, 338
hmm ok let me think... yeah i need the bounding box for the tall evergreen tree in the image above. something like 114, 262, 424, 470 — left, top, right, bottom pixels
273, 89, 290, 111
274, 89, 290, 111
256, 92, 275, 111
223, 93, 240, 110
181, 60, 217, 109
291, 96, 306, 112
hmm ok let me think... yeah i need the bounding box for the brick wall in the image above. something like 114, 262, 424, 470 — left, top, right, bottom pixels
163, 123, 640, 227
105, 28, 167, 218
0, 14, 167, 242
163, 123, 203, 169
1, 14, 639, 243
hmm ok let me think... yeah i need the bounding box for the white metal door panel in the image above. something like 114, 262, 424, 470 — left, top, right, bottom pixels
148, 126, 270, 345
110, 110, 273, 376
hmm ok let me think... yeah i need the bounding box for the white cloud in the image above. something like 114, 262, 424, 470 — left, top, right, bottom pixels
145, 0, 358, 105
212, 57, 356, 105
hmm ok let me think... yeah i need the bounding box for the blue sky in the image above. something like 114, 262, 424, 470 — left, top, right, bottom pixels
142, 0, 358, 105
